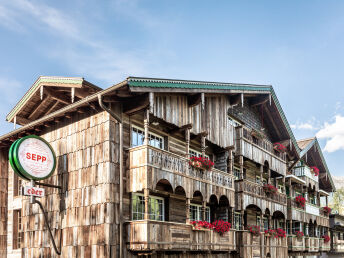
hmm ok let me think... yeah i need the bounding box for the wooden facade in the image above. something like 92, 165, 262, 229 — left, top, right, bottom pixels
0, 76, 336, 258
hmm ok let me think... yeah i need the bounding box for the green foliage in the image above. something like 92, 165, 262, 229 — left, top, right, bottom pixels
330, 188, 344, 214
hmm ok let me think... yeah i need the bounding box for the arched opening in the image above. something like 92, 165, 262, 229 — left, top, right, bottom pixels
190, 191, 207, 222
209, 195, 218, 222
155, 179, 173, 193
245, 204, 262, 229
272, 211, 285, 229
169, 186, 187, 223
263, 208, 271, 231
218, 195, 230, 222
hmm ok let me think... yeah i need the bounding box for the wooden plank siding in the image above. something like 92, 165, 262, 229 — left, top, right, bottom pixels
153, 94, 235, 148
0, 150, 8, 258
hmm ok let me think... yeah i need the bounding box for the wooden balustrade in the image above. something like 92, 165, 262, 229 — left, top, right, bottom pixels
305, 237, 320, 252
287, 236, 306, 252
235, 127, 287, 176
235, 179, 287, 205
332, 238, 344, 253
126, 221, 236, 252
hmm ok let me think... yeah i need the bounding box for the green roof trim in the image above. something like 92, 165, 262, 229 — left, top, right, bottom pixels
128, 77, 272, 91
6, 76, 84, 122
127, 77, 301, 157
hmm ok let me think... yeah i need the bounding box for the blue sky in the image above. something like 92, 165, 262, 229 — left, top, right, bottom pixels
0, 0, 344, 176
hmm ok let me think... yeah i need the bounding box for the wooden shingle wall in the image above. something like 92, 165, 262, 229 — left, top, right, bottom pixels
5, 110, 122, 258
0, 150, 8, 257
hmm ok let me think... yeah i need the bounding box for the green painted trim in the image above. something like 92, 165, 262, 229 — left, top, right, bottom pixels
6, 76, 84, 122
9, 139, 29, 180
13, 135, 56, 181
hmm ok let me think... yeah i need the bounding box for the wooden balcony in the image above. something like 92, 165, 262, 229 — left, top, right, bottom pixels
287, 198, 305, 222
235, 179, 287, 212
293, 165, 318, 190
129, 145, 235, 198
319, 239, 331, 252
236, 231, 288, 258
235, 127, 287, 176
332, 238, 344, 253
305, 237, 320, 252
126, 220, 236, 252
287, 236, 306, 252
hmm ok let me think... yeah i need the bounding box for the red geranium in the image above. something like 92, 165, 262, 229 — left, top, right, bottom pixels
276, 228, 286, 238
263, 184, 278, 195
322, 206, 332, 215
322, 235, 330, 243
310, 166, 319, 176
248, 225, 261, 236
265, 229, 278, 238
296, 231, 304, 239
190, 220, 231, 235
295, 195, 306, 208
189, 156, 214, 170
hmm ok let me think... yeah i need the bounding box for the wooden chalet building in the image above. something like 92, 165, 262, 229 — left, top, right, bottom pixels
0, 76, 336, 258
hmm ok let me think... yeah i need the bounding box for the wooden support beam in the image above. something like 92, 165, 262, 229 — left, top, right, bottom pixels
28, 96, 51, 120
123, 94, 149, 115
201, 93, 205, 110
187, 93, 202, 107
264, 105, 283, 140
149, 92, 154, 113
168, 123, 193, 135
241, 93, 244, 107
45, 100, 60, 116
44, 87, 70, 105
16, 116, 31, 125
71, 88, 75, 103
40, 85, 44, 100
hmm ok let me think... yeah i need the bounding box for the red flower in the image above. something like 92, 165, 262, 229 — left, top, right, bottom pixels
263, 184, 278, 195
322, 235, 330, 243
190, 220, 231, 235
276, 228, 286, 238
322, 206, 332, 215
189, 156, 214, 170
310, 166, 319, 176
295, 195, 306, 207
296, 231, 304, 238
248, 225, 260, 236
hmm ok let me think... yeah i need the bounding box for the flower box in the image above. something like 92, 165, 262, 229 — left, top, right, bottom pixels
263, 184, 278, 195
189, 156, 214, 171
310, 166, 319, 176
295, 195, 306, 208
190, 220, 231, 235
296, 231, 304, 240
248, 225, 260, 236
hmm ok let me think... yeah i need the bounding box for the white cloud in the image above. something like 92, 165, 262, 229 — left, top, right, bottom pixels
290, 121, 317, 130
316, 115, 344, 152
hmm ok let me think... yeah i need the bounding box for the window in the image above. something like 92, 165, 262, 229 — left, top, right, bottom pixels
263, 217, 269, 231
13, 209, 23, 249
256, 176, 261, 184
189, 204, 210, 222
189, 149, 209, 159
257, 216, 261, 228
292, 221, 301, 234
262, 178, 267, 185
234, 212, 242, 230
131, 193, 165, 221
234, 167, 241, 180
131, 126, 164, 149
278, 185, 284, 193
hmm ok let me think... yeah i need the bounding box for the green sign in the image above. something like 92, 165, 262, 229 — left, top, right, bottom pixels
9, 135, 56, 181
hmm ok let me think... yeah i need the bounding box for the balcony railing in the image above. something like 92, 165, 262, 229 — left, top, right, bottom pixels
288, 236, 306, 252
235, 179, 287, 205
129, 145, 235, 190
126, 220, 236, 252
236, 127, 287, 176
333, 238, 344, 253
305, 237, 321, 252
293, 166, 318, 183
305, 203, 320, 216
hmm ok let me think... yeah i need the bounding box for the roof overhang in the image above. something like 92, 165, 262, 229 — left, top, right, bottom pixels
286, 174, 306, 185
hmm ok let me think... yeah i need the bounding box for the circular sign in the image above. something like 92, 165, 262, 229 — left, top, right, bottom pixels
9, 139, 29, 180
11, 135, 56, 181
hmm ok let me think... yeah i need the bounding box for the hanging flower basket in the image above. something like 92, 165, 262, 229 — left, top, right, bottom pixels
322, 206, 332, 215
190, 220, 231, 235
322, 235, 330, 243
248, 225, 261, 236
295, 195, 306, 208
263, 184, 278, 195
189, 156, 214, 171
310, 166, 319, 176
273, 142, 287, 153
296, 231, 304, 240
251, 129, 264, 139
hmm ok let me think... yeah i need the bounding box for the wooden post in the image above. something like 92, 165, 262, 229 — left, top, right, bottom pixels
326, 196, 328, 207
144, 189, 150, 220
269, 215, 273, 229
283, 176, 286, 193
185, 128, 190, 158
289, 178, 292, 197
260, 165, 263, 185
144, 109, 150, 145
202, 201, 207, 221
268, 169, 271, 184
149, 92, 154, 113
240, 155, 244, 180
186, 198, 191, 224
201, 134, 206, 157
289, 220, 293, 235
241, 210, 245, 230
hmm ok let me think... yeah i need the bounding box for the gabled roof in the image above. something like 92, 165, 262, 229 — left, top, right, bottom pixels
6, 76, 101, 125
127, 77, 301, 157
298, 137, 335, 192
